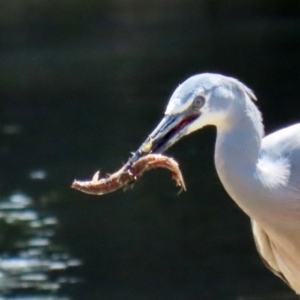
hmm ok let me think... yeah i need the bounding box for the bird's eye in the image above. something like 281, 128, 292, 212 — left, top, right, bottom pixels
193, 96, 205, 109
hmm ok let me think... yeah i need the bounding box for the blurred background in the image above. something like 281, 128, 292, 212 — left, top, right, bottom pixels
0, 1, 299, 299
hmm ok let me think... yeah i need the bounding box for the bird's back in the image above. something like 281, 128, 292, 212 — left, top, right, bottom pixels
260, 123, 300, 212
261, 123, 300, 177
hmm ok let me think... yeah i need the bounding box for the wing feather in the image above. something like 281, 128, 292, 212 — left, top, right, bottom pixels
251, 220, 291, 286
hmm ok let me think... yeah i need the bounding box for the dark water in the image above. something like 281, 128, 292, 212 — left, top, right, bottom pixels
0, 1, 300, 299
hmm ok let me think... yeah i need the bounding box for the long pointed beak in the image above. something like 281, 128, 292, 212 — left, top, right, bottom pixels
127, 113, 200, 166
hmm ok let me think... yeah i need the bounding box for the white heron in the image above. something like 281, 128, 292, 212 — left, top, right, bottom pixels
128, 73, 300, 294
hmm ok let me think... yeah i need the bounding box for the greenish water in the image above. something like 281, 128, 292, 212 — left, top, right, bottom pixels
0, 1, 299, 299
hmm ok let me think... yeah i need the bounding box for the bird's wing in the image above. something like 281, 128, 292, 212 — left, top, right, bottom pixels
257, 124, 300, 291
251, 220, 290, 286
261, 123, 300, 191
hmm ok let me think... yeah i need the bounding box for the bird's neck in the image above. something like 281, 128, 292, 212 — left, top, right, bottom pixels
215, 99, 264, 169
214, 99, 266, 219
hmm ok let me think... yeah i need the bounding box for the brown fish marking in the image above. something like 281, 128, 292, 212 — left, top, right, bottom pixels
71, 154, 186, 195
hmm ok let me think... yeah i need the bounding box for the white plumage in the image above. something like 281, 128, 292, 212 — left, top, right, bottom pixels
131, 73, 300, 294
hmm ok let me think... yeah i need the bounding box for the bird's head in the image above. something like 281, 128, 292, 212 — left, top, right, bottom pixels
128, 73, 257, 165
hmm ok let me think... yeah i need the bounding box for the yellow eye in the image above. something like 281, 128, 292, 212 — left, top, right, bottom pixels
141, 139, 153, 153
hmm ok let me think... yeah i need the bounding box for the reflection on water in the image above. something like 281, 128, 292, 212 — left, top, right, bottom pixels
1, 124, 22, 136
0, 298, 69, 300
0, 193, 81, 299
28, 170, 48, 181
